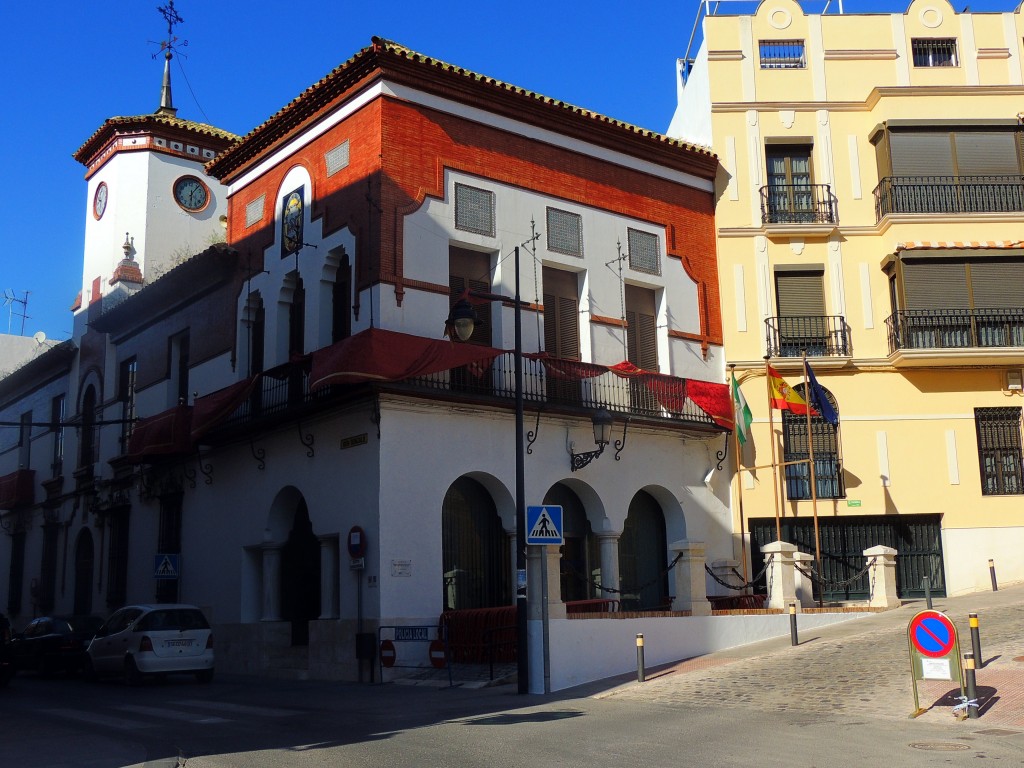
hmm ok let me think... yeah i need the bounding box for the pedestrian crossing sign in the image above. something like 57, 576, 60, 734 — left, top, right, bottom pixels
526, 505, 563, 545
154, 554, 180, 579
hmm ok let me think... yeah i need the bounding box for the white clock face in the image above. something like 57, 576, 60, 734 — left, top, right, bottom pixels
174, 176, 209, 212
93, 182, 108, 219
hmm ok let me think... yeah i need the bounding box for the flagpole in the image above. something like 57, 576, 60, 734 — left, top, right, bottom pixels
764, 356, 782, 541
802, 350, 823, 606
730, 365, 749, 584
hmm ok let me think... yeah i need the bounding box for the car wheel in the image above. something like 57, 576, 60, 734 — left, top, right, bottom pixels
195, 669, 214, 684
124, 656, 143, 687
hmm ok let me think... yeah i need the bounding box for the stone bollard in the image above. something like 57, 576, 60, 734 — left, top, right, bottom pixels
670, 540, 711, 615
793, 551, 815, 608
761, 540, 799, 612
864, 545, 899, 608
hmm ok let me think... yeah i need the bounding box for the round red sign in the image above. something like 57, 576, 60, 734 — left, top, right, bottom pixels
379, 639, 397, 668
429, 639, 447, 669
908, 610, 957, 658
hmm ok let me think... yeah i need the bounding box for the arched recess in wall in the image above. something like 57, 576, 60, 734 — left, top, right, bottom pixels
441, 476, 510, 610
619, 490, 668, 611
543, 482, 597, 603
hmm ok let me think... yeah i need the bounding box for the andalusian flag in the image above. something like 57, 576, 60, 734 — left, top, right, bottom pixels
767, 365, 817, 416
731, 373, 753, 445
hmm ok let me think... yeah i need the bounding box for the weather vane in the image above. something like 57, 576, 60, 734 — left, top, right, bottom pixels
153, 1, 188, 60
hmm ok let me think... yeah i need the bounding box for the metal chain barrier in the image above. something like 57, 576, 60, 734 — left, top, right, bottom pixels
562, 552, 684, 599
704, 554, 774, 592
794, 557, 877, 590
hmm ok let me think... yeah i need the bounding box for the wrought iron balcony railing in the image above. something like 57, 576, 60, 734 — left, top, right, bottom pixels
873, 175, 1024, 220
765, 315, 850, 358
759, 184, 837, 225
885, 308, 1024, 353
216, 353, 720, 434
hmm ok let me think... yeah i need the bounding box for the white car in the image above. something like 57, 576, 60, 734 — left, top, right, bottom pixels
86, 604, 214, 685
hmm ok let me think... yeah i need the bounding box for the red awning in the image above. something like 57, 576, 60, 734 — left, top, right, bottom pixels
310, 327, 503, 391
125, 405, 193, 463
191, 377, 260, 441
0, 469, 34, 509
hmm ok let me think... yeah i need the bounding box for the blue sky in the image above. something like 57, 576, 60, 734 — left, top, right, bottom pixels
0, 0, 1016, 341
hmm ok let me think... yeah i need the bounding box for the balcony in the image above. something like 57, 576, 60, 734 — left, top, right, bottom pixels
214, 351, 723, 436
885, 308, 1024, 367
873, 175, 1024, 221
765, 316, 850, 359
759, 184, 838, 234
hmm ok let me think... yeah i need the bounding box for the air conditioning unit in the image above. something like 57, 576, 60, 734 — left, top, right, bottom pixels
1007, 370, 1023, 391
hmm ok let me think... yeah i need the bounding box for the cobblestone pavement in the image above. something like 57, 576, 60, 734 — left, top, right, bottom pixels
597, 583, 1024, 730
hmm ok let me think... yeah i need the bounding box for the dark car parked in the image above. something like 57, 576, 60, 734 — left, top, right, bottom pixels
10, 616, 104, 676
0, 612, 13, 687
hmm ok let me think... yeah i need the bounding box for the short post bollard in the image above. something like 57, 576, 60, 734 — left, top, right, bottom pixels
923, 576, 932, 610
989, 559, 999, 592
789, 603, 798, 646
964, 652, 980, 719
969, 612, 983, 668
636, 633, 645, 683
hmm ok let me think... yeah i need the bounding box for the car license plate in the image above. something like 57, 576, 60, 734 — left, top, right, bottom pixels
165, 639, 193, 647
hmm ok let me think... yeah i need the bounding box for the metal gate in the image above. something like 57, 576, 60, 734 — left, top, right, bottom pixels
748, 514, 945, 602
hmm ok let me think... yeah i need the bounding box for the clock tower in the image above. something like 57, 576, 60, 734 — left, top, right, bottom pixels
71, 1, 238, 318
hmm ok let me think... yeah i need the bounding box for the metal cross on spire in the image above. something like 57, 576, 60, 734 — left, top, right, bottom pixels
154, 1, 187, 115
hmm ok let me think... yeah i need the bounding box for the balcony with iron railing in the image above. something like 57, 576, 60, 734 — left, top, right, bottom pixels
759, 184, 838, 228
214, 352, 722, 436
765, 316, 850, 359
885, 307, 1024, 366
873, 175, 1024, 221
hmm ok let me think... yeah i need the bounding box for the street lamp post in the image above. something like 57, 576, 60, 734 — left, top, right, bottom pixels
447, 246, 529, 694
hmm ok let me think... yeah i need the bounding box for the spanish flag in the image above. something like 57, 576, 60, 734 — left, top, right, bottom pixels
767, 365, 817, 416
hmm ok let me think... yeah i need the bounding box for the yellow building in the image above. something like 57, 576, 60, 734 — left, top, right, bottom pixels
670, 0, 1024, 597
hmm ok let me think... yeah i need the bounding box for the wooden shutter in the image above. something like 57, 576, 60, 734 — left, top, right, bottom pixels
954, 132, 1020, 175
902, 260, 969, 309
542, 267, 580, 361
968, 261, 1024, 308
625, 284, 658, 371
775, 272, 825, 316
890, 132, 954, 176
449, 246, 492, 346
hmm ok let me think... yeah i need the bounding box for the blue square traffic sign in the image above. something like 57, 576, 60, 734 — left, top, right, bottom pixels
526, 505, 563, 545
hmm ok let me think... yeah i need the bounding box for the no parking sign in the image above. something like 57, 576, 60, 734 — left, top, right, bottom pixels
907, 609, 964, 717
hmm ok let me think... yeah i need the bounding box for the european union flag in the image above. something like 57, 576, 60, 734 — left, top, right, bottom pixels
806, 363, 839, 426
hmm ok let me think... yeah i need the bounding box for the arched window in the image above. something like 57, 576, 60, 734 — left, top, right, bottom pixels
781, 383, 843, 499
619, 491, 668, 610
442, 478, 509, 610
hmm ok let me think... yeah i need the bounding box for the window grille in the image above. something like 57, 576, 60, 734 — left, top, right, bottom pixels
975, 407, 1023, 495
546, 207, 583, 257
245, 195, 265, 228
455, 183, 495, 237
627, 228, 661, 275
912, 38, 958, 67
759, 40, 806, 69
51, 395, 64, 477
325, 141, 350, 176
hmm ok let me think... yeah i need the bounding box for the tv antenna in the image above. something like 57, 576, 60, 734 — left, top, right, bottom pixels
3, 290, 29, 335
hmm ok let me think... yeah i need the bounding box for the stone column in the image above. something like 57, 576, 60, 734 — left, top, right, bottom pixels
670, 540, 711, 616
793, 551, 815, 608
596, 532, 621, 601
318, 534, 339, 619
261, 544, 282, 621
865, 545, 900, 608
761, 540, 799, 612
544, 546, 566, 620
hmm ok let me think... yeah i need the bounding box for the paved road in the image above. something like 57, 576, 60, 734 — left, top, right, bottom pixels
2, 585, 1023, 767
599, 582, 1024, 729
